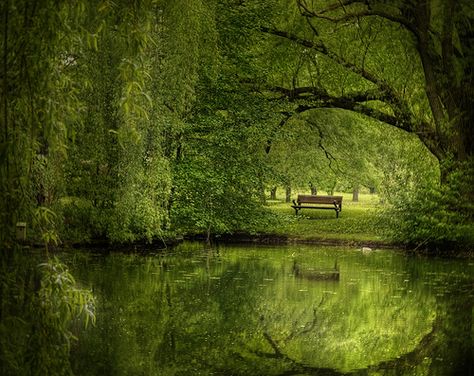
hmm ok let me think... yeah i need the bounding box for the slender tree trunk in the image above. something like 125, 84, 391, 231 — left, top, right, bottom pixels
285, 186, 291, 203
258, 170, 266, 204
310, 182, 317, 195
327, 181, 336, 196
260, 185, 266, 205
352, 186, 359, 202
270, 186, 277, 200
414, 3, 446, 146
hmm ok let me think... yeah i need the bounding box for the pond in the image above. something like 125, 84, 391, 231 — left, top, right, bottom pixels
68, 243, 474, 376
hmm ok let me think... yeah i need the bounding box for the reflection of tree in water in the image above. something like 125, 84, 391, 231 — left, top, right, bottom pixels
255, 318, 436, 375
251, 295, 344, 375
70, 249, 473, 376
152, 252, 282, 374
249, 295, 473, 376
240, 267, 437, 373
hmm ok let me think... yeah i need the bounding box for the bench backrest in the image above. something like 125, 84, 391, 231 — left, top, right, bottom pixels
297, 195, 343, 205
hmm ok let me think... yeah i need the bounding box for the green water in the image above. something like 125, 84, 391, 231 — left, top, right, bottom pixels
68, 243, 474, 375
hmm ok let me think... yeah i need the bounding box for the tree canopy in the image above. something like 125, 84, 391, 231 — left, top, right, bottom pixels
251, 0, 474, 164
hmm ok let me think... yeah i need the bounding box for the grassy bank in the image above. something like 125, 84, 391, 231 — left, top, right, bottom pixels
259, 192, 389, 246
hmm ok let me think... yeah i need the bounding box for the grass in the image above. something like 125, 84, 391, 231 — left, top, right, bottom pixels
259, 191, 389, 245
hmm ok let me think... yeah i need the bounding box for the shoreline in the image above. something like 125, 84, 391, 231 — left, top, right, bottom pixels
39, 231, 472, 258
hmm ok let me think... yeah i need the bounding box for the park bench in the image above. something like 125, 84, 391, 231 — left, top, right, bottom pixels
291, 195, 343, 218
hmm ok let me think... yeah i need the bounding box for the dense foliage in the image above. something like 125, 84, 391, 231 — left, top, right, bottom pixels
384, 160, 474, 249
1, 0, 473, 249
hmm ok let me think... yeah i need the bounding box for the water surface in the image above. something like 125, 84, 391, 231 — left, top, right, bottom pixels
68, 243, 474, 375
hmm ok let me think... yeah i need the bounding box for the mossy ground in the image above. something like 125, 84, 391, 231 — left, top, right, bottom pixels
260, 192, 389, 245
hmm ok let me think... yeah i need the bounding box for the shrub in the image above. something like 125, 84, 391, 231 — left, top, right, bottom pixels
383, 160, 474, 251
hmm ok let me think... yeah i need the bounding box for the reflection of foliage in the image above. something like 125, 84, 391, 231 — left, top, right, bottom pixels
254, 306, 439, 376
249, 278, 436, 373
38, 258, 96, 329
0, 253, 95, 376
66, 245, 472, 376
28, 258, 95, 375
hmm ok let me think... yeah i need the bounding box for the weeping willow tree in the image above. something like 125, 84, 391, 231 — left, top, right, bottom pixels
0, 0, 214, 245
62, 2, 172, 243
1, 0, 80, 246
0, 2, 271, 370
0, 0, 209, 373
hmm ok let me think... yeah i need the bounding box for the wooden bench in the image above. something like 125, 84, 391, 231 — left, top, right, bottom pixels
291, 195, 343, 218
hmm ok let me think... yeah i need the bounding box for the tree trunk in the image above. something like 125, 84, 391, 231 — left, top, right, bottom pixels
270, 186, 277, 200
352, 186, 359, 202
310, 182, 317, 195
327, 181, 336, 196
285, 186, 291, 203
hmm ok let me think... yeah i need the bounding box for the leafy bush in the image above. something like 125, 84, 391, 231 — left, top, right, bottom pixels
383, 160, 474, 251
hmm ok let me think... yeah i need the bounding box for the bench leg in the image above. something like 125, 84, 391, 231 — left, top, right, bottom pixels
333, 203, 341, 218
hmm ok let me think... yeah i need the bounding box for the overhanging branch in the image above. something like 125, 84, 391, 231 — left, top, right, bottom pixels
297, 0, 360, 16
261, 83, 411, 131
259, 26, 403, 109
259, 24, 415, 138
267, 85, 388, 103
257, 2, 447, 162
297, 0, 420, 39
302, 99, 443, 160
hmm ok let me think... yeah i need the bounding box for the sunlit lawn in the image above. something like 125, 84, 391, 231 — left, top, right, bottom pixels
263, 191, 388, 244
